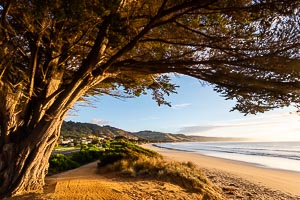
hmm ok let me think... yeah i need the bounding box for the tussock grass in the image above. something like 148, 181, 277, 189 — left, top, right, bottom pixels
106, 155, 212, 192
98, 142, 222, 199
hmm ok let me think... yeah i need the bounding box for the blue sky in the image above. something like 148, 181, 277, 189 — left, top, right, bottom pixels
66, 75, 300, 141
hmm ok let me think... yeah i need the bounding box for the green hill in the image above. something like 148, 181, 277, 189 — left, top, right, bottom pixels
131, 130, 241, 142
61, 121, 134, 139
61, 121, 243, 142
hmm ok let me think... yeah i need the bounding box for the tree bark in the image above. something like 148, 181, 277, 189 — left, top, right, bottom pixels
0, 74, 101, 197
0, 119, 62, 197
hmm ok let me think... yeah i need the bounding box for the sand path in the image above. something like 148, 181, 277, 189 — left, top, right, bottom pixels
43, 162, 131, 200
41, 161, 206, 200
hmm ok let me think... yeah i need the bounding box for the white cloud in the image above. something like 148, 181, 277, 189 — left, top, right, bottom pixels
178, 112, 300, 141
179, 125, 223, 133
90, 118, 109, 125
173, 103, 191, 109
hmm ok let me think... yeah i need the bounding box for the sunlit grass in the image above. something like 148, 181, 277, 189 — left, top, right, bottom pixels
98, 141, 222, 199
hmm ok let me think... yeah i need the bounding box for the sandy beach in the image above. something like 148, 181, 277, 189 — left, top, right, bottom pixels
142, 143, 300, 199
6, 143, 300, 200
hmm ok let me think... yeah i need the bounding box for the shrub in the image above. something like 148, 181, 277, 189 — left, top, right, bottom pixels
98, 151, 127, 167
48, 145, 103, 174
97, 141, 159, 167
71, 150, 100, 164
48, 154, 80, 174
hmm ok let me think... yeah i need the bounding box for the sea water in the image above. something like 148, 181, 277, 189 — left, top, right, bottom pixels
154, 141, 300, 173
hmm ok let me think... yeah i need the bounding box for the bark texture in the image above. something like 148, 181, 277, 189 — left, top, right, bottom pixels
0, 68, 105, 197
0, 119, 62, 197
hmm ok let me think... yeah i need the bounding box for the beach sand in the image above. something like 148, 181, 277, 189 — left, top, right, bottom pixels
142, 143, 300, 199
44, 160, 217, 200
6, 143, 300, 200
7, 161, 216, 200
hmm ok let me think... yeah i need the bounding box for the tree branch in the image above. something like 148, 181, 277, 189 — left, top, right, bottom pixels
93, 0, 214, 77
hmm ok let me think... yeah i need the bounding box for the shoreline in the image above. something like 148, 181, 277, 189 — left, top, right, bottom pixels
142, 143, 300, 197
152, 142, 300, 174
152, 143, 194, 152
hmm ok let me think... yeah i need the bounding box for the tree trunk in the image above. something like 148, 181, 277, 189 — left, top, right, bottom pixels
0, 74, 104, 197
0, 119, 62, 197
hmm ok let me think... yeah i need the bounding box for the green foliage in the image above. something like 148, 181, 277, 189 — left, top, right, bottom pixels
48, 145, 103, 174
48, 154, 80, 174
102, 140, 110, 148
74, 145, 102, 163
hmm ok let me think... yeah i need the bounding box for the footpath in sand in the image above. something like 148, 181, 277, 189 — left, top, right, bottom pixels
40, 161, 207, 200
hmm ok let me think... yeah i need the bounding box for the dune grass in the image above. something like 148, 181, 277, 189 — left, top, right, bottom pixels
98, 141, 222, 199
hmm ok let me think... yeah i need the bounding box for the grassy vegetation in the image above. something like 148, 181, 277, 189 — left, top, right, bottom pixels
98, 141, 222, 198
48, 140, 221, 199
98, 140, 159, 167
48, 144, 103, 174
48, 154, 80, 174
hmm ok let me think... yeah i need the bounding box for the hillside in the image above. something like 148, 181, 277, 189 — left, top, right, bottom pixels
61, 121, 240, 142
131, 131, 241, 142
61, 121, 135, 139
61, 121, 242, 142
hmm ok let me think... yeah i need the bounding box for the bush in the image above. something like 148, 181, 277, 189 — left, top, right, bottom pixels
98, 151, 127, 167
48, 154, 80, 174
97, 141, 159, 167
71, 149, 101, 164
48, 145, 103, 174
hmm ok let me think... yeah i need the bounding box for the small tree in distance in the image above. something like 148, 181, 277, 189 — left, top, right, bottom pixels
0, 0, 299, 197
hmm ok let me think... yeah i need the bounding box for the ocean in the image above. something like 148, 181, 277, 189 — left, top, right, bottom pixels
154, 141, 300, 173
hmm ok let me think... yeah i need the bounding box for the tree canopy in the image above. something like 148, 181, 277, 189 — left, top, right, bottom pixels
0, 0, 299, 119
